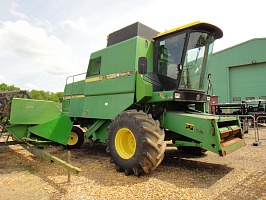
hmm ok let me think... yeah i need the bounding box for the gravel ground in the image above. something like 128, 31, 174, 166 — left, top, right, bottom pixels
0, 128, 265, 200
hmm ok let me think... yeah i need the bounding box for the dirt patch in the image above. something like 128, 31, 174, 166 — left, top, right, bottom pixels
0, 130, 266, 200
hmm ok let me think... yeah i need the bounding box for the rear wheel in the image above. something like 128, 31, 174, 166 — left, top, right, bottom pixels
67, 126, 84, 149
107, 110, 166, 176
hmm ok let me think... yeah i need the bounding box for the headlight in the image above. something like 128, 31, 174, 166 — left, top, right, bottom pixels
175, 93, 180, 99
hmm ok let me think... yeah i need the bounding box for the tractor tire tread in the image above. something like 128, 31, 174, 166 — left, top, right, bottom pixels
107, 110, 166, 176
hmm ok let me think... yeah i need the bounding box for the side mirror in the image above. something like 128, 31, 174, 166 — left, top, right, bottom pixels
138, 57, 147, 74
207, 73, 211, 80
177, 64, 183, 71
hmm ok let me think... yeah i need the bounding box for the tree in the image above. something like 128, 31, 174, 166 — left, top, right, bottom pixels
1, 83, 63, 103
56, 92, 64, 103
0, 83, 20, 91
28, 90, 42, 100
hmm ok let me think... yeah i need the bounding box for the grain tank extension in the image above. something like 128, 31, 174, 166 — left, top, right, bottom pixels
62, 21, 245, 175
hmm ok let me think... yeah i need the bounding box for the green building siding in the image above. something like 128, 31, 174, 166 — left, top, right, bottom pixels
208, 38, 266, 103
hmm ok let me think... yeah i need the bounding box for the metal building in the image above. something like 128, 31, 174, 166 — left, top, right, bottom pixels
208, 38, 266, 103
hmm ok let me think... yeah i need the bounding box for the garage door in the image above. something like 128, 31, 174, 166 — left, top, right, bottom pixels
229, 63, 266, 101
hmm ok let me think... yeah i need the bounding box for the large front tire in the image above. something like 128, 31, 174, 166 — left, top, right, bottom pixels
107, 110, 166, 176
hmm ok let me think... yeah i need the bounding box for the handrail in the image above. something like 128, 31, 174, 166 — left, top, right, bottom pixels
65, 73, 86, 99
66, 72, 86, 85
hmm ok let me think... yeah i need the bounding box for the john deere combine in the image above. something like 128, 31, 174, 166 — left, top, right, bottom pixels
3, 21, 245, 176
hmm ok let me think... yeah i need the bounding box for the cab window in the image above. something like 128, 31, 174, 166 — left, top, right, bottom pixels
157, 33, 186, 79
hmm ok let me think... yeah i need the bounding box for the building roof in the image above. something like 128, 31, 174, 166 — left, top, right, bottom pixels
214, 38, 266, 55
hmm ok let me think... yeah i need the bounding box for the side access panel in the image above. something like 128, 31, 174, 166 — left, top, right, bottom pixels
79, 93, 135, 119
66, 97, 84, 117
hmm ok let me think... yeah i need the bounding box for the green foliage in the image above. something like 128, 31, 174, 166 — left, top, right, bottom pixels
0, 83, 64, 103
0, 83, 20, 91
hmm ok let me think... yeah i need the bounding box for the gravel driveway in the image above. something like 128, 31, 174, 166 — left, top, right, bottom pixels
0, 129, 265, 200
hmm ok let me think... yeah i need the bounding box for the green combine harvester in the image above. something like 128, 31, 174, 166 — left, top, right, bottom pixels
3, 21, 245, 176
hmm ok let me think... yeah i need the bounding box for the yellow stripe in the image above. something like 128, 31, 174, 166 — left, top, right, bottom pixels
64, 95, 85, 100
85, 76, 103, 83
154, 21, 201, 38
85, 70, 134, 83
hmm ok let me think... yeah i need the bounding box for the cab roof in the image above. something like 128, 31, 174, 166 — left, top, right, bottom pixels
154, 21, 223, 40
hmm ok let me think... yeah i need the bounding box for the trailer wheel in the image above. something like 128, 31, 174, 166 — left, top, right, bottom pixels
67, 126, 84, 149
107, 110, 166, 176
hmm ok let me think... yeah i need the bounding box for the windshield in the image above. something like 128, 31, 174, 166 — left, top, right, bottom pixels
157, 33, 186, 79
179, 32, 214, 90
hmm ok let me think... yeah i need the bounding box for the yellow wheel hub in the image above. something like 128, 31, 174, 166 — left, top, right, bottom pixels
68, 132, 78, 146
115, 128, 136, 159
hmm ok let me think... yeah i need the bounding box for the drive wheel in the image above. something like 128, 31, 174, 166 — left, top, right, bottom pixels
107, 110, 166, 176
67, 126, 84, 149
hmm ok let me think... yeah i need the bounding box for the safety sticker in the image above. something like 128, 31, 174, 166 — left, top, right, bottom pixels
186, 123, 194, 130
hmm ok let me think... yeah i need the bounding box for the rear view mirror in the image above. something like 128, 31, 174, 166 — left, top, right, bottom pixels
177, 64, 183, 71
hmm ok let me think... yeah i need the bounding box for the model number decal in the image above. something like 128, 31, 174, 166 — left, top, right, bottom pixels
186, 123, 194, 130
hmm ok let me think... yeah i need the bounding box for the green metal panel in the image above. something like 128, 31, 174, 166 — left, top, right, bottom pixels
161, 111, 245, 155
85, 75, 135, 96
10, 98, 63, 125
64, 80, 85, 96
84, 119, 106, 139
62, 99, 70, 114
28, 115, 72, 145
81, 93, 135, 119
136, 72, 153, 103
9, 98, 72, 145
85, 120, 110, 143
93, 121, 109, 143
88, 37, 154, 75
162, 112, 220, 148
68, 97, 84, 117
135, 37, 155, 73
5, 124, 29, 139
84, 37, 154, 97
87, 37, 137, 77
208, 38, 266, 103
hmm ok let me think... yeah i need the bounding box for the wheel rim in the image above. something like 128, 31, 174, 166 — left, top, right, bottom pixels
68, 132, 79, 145
115, 128, 136, 159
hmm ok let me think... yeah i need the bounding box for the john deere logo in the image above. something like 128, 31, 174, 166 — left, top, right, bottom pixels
196, 94, 200, 101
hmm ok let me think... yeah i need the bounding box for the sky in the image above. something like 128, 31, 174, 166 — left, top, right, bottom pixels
0, 0, 265, 92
